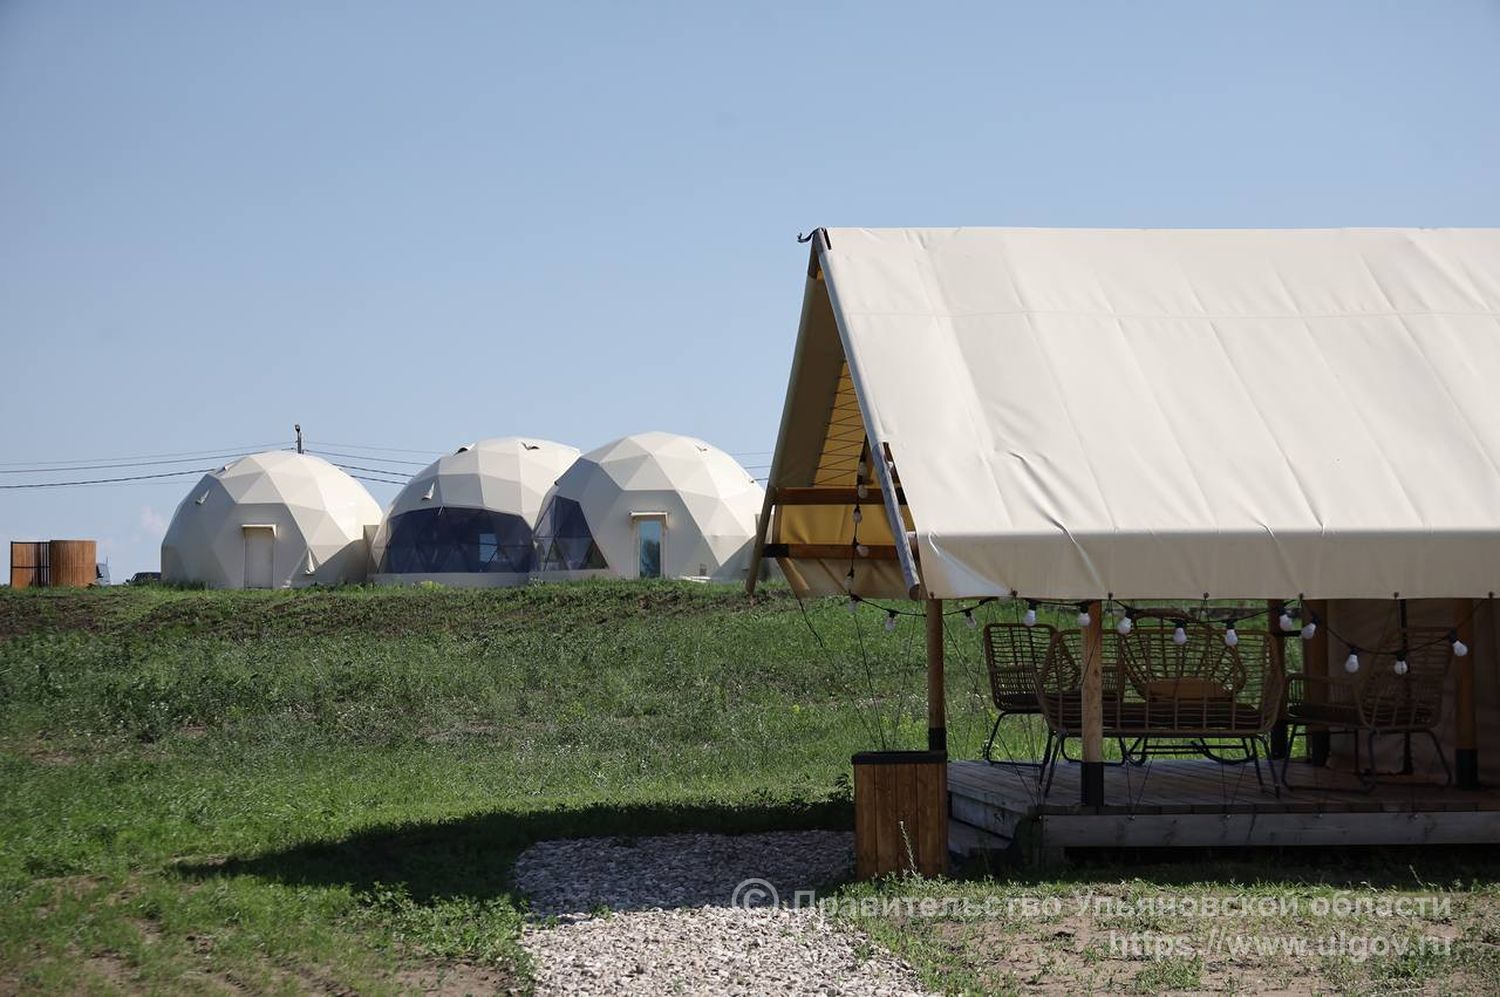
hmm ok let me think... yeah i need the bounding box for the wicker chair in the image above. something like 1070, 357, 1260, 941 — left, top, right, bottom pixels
981, 623, 1057, 763
1281, 628, 1454, 791
1032, 622, 1283, 795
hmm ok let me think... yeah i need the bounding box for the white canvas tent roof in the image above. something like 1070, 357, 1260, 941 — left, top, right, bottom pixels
753, 227, 1500, 601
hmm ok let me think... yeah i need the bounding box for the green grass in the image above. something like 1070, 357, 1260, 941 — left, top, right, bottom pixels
0, 580, 1014, 992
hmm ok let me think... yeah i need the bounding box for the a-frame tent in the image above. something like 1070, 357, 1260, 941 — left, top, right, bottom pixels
748, 227, 1500, 809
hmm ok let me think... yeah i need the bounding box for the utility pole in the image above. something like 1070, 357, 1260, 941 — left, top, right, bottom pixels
295, 424, 304, 454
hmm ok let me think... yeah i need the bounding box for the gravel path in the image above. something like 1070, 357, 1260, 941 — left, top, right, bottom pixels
515, 831, 934, 997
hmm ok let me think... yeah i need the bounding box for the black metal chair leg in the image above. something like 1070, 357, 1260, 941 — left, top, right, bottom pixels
1425, 729, 1454, 787
982, 713, 1003, 763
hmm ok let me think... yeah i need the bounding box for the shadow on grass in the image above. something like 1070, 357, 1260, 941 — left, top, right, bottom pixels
175, 797, 853, 903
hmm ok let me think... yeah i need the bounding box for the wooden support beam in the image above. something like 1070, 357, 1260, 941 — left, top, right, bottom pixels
1268, 599, 1289, 760
770, 485, 907, 506
1304, 598, 1330, 767
1454, 598, 1479, 789
926, 598, 946, 753
1079, 600, 1104, 807
761, 542, 903, 561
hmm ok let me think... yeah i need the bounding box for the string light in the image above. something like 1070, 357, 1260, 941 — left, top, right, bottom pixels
1344, 649, 1361, 674
884, 610, 899, 633
1301, 615, 1318, 641
1022, 601, 1038, 628
1278, 608, 1297, 632
1076, 603, 1092, 628
963, 608, 978, 629
852, 506, 863, 525
1224, 621, 1239, 647
1393, 651, 1409, 676
1173, 623, 1188, 645
1116, 609, 1135, 636
847, 596, 859, 613
855, 543, 870, 557
1450, 631, 1469, 657
856, 483, 868, 499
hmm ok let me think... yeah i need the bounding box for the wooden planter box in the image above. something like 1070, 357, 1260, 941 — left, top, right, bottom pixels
852, 750, 948, 878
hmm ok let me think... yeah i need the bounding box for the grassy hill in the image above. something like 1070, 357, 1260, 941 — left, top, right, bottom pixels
0, 581, 1001, 992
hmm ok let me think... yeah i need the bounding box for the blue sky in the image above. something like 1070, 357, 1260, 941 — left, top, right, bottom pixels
3, 1, 1499, 580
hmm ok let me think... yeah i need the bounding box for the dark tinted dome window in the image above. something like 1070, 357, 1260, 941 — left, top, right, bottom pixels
381, 507, 535, 574
534, 496, 608, 571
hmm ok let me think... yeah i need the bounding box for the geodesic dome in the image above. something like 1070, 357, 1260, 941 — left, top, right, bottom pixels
533, 432, 764, 582
371, 437, 579, 585
160, 451, 381, 589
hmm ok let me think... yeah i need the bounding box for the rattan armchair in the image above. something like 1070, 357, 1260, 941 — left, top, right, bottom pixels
1281, 629, 1454, 790
981, 622, 1056, 762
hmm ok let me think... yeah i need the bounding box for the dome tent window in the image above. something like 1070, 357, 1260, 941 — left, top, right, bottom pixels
535, 496, 608, 571
381, 507, 535, 574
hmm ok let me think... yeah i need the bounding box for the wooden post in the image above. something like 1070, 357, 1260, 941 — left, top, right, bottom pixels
1080, 600, 1104, 807
1454, 598, 1479, 789
926, 597, 946, 753
1304, 599, 1330, 767
1268, 599, 1289, 760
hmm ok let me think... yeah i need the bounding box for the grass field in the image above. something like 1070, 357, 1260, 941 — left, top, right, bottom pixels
2, 582, 1497, 994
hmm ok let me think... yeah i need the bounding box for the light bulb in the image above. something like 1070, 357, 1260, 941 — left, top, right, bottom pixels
852, 507, 863, 524
1173, 625, 1188, 646
1344, 651, 1361, 674
856, 544, 870, 557
1116, 616, 1134, 636
847, 597, 859, 613
884, 612, 898, 633
1076, 610, 1092, 628
1393, 658, 1409, 676
963, 609, 978, 630
1452, 638, 1469, 658
1279, 611, 1296, 632
1224, 626, 1239, 648
1301, 621, 1318, 640
856, 483, 868, 499
1022, 607, 1037, 628
857, 461, 867, 478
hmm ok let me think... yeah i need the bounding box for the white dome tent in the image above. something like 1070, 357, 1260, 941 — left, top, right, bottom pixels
533, 432, 764, 582
370, 437, 579, 586
161, 452, 381, 589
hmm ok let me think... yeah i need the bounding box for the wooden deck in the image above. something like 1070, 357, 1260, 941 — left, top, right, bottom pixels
949, 759, 1500, 861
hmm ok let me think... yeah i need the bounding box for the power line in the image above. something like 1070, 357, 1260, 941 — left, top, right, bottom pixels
305, 440, 444, 456
0, 467, 217, 489
0, 441, 286, 469
326, 461, 417, 480
305, 449, 431, 467
0, 450, 269, 475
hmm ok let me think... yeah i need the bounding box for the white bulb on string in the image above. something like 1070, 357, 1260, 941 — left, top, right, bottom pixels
1076, 609, 1092, 628
1022, 607, 1037, 628
857, 461, 867, 478
1116, 615, 1134, 636
1279, 611, 1296, 633
1301, 621, 1318, 640
1224, 625, 1239, 648
847, 597, 859, 613
884, 612, 898, 633
856, 483, 868, 500
1452, 637, 1469, 658
1173, 625, 1188, 646
856, 544, 870, 558
1344, 651, 1361, 674
963, 609, 978, 630
852, 507, 863, 524
1393, 658, 1409, 676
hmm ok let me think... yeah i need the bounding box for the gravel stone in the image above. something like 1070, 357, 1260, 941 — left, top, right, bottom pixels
515, 831, 935, 996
